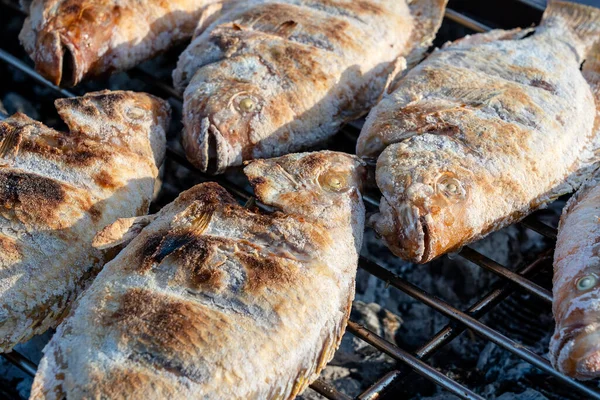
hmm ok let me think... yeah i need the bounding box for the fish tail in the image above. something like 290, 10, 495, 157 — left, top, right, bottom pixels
404, 0, 448, 68
541, 1, 600, 57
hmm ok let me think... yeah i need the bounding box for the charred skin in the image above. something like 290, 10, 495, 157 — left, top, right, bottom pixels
361, 2, 600, 263
20, 0, 220, 86
175, 0, 448, 174
0, 90, 168, 352
30, 151, 365, 399
550, 172, 600, 380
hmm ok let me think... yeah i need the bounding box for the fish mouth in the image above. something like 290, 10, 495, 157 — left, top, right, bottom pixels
35, 31, 80, 87
553, 324, 600, 379
371, 198, 433, 263
182, 116, 239, 175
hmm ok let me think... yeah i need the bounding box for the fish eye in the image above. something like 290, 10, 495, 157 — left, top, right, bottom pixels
126, 106, 146, 120
239, 98, 255, 112
318, 171, 349, 192
232, 94, 261, 114
437, 175, 465, 199
576, 275, 597, 291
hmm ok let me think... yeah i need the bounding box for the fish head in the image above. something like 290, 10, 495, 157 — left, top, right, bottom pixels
372, 135, 485, 263
26, 1, 120, 86
55, 90, 170, 165
244, 151, 366, 224
182, 54, 296, 174
551, 268, 600, 379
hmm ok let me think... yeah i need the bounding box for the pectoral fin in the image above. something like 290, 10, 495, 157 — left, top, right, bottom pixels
93, 215, 157, 250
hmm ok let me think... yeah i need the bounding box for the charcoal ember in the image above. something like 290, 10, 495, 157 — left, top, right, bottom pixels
299, 301, 401, 400
419, 388, 549, 400
475, 342, 544, 396
359, 224, 523, 353
0, 331, 52, 399
2, 92, 39, 119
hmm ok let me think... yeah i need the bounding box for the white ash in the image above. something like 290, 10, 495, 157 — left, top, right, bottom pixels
420, 388, 549, 400
299, 301, 401, 400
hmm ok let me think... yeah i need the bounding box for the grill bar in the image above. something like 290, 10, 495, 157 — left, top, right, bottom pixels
347, 322, 484, 400
444, 8, 491, 33
359, 257, 600, 400
459, 247, 553, 303
415, 249, 553, 360
2, 351, 36, 377
307, 380, 352, 400
521, 215, 558, 240
356, 370, 401, 400
0, 48, 75, 98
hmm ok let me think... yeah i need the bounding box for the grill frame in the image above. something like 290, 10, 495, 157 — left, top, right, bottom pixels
0, 1, 599, 399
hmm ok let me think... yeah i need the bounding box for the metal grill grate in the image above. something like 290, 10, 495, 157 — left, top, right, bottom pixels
0, 1, 599, 399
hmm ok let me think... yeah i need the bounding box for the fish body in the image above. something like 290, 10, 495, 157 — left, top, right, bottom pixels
0, 90, 168, 352
358, 1, 600, 263
30, 151, 366, 399
19, 0, 221, 86
550, 170, 600, 380
174, 0, 447, 173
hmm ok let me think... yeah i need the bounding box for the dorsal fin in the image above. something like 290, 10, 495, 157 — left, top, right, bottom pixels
541, 0, 600, 58
404, 0, 448, 68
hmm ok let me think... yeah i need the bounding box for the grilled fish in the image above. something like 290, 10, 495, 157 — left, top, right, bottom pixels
357, 1, 600, 263
19, 0, 222, 86
0, 90, 169, 352
30, 151, 365, 399
550, 170, 600, 380
173, 0, 447, 174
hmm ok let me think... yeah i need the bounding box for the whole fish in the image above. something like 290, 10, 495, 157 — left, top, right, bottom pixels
30, 151, 365, 399
0, 90, 168, 352
173, 0, 447, 173
19, 0, 222, 86
550, 170, 600, 380
357, 1, 600, 263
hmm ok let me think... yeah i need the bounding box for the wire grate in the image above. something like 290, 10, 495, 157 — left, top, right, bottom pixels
0, 1, 598, 399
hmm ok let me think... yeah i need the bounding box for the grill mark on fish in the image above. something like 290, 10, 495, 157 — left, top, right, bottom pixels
236, 251, 293, 294
127, 350, 207, 382
301, 0, 385, 23
0, 236, 21, 262
231, 3, 355, 52
530, 78, 557, 93
108, 288, 224, 358
93, 170, 119, 190
0, 170, 66, 224
168, 236, 229, 291
20, 139, 109, 167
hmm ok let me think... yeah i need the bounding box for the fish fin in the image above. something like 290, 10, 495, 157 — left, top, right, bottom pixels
444, 87, 504, 107
403, 0, 448, 68
583, 41, 600, 106
0, 123, 22, 160
577, 41, 600, 177
189, 209, 213, 235
193, 0, 247, 38
172, 201, 214, 234
244, 196, 257, 209
145, 205, 213, 267
445, 27, 535, 49
92, 215, 157, 250
193, 2, 227, 37
542, 1, 600, 57
382, 57, 408, 99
